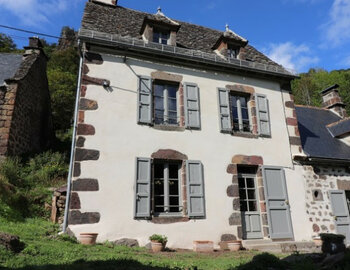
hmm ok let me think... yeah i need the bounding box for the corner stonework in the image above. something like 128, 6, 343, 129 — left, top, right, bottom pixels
68, 52, 106, 226
226, 155, 268, 239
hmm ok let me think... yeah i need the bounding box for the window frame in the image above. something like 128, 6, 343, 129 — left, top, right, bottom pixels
152, 160, 183, 217
238, 172, 260, 213
227, 45, 240, 59
153, 81, 179, 126
230, 93, 251, 133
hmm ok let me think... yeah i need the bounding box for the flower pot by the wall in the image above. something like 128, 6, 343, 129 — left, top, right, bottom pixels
151, 241, 166, 252
193, 241, 214, 252
227, 241, 242, 251
79, 233, 98, 245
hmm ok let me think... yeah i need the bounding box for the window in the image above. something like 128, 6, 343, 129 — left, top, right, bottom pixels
227, 45, 239, 59
154, 82, 178, 126
153, 160, 182, 215
238, 167, 258, 212
153, 28, 169, 44
230, 94, 250, 132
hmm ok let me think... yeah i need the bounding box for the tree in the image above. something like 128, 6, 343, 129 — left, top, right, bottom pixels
0, 33, 17, 52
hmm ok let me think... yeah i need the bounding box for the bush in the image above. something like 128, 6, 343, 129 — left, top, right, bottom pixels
235, 253, 286, 270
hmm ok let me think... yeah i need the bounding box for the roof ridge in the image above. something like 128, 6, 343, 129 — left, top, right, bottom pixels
295, 104, 329, 110
326, 117, 350, 128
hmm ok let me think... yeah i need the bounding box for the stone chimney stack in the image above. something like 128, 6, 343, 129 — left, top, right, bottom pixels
91, 0, 117, 6
24, 37, 46, 58
321, 84, 347, 118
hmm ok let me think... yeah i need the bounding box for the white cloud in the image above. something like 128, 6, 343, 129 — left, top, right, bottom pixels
0, 0, 80, 26
323, 0, 350, 47
263, 42, 319, 73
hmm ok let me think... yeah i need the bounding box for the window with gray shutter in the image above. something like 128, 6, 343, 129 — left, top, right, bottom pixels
134, 158, 151, 218
186, 160, 205, 218
217, 88, 232, 132
137, 76, 153, 125
184, 83, 201, 129
256, 94, 271, 137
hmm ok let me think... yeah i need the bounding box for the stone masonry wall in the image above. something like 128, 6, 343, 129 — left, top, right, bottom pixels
303, 165, 350, 238
0, 52, 53, 157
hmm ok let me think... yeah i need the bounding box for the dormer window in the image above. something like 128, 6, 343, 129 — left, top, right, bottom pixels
153, 28, 170, 45
228, 45, 240, 59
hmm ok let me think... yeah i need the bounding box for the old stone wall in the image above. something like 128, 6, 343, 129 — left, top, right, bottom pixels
303, 165, 350, 237
0, 52, 53, 157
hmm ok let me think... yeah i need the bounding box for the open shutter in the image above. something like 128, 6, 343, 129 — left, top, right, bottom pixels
256, 94, 271, 136
134, 158, 151, 218
217, 88, 232, 133
186, 160, 205, 218
137, 76, 153, 125
184, 83, 201, 129
329, 190, 350, 244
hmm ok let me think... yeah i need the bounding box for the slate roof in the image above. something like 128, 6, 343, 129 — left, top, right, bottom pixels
0, 54, 23, 86
327, 118, 350, 138
295, 106, 350, 161
81, 2, 282, 69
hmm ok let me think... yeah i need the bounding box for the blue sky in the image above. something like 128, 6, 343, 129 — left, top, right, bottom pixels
1, 0, 350, 73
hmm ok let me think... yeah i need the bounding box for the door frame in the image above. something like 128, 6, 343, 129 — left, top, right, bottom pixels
262, 165, 294, 240
239, 172, 263, 239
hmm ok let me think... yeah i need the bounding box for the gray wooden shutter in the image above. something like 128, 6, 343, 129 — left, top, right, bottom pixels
186, 160, 205, 218
137, 76, 153, 125
184, 83, 201, 129
256, 94, 271, 136
217, 88, 232, 133
134, 157, 151, 218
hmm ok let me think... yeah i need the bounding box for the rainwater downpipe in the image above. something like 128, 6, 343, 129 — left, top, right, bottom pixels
62, 41, 84, 233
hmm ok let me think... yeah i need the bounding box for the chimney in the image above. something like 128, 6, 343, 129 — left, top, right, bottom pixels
28, 37, 43, 49
321, 84, 347, 118
91, 0, 117, 6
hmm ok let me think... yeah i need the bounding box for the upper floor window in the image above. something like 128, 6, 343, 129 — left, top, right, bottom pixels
231, 94, 250, 132
153, 28, 169, 44
154, 82, 178, 126
227, 45, 240, 59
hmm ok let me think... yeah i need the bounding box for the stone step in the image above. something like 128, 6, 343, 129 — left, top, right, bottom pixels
243, 240, 320, 254
242, 239, 273, 245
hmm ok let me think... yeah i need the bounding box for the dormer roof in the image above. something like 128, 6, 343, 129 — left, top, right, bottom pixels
140, 7, 181, 34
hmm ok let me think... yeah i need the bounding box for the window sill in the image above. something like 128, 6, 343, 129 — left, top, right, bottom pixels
153, 125, 185, 132
151, 216, 190, 224
231, 132, 259, 139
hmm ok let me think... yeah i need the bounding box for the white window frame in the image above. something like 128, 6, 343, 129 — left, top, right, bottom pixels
230, 94, 251, 132
153, 28, 170, 45
227, 46, 239, 59
153, 82, 179, 126
153, 161, 183, 216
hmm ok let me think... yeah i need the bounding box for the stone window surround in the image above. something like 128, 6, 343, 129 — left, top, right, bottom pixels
225, 84, 259, 139
150, 149, 190, 224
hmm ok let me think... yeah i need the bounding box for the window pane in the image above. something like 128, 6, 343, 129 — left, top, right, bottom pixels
248, 201, 257, 212
168, 98, 177, 111
246, 178, 255, 188
169, 197, 180, 212
247, 190, 256, 200
154, 96, 164, 110
153, 32, 160, 43
167, 86, 177, 98
154, 84, 164, 97
240, 200, 248, 211
154, 163, 164, 179
168, 112, 178, 125
154, 196, 164, 213
242, 108, 249, 120
239, 189, 246, 200
154, 179, 164, 196
240, 97, 247, 108
169, 180, 179, 195
169, 164, 179, 179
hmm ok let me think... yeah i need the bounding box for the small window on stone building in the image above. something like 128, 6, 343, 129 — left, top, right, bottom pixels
153, 28, 169, 45
312, 189, 323, 201
227, 45, 240, 59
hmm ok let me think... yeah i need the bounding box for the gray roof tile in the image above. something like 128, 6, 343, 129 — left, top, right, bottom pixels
0, 54, 23, 85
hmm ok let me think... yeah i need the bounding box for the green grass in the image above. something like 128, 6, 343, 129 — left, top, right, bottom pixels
0, 218, 281, 270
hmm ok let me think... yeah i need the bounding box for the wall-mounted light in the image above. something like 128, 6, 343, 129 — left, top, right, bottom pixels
103, 80, 110, 88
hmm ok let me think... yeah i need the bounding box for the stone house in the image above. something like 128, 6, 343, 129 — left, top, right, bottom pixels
64, 0, 350, 250
294, 84, 350, 244
0, 38, 53, 157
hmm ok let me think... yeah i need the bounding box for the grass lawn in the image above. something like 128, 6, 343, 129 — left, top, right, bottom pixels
0, 218, 324, 270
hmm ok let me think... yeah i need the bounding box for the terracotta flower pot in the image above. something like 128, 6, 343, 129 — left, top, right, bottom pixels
227, 241, 242, 251
151, 241, 165, 252
193, 241, 214, 252
79, 233, 98, 245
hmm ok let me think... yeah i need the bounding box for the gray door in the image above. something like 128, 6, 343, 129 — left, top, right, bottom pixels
239, 174, 263, 239
263, 166, 294, 239
329, 190, 350, 245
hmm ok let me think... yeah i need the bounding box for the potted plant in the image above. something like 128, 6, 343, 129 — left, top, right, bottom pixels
227, 240, 242, 251
149, 234, 167, 252
78, 233, 98, 245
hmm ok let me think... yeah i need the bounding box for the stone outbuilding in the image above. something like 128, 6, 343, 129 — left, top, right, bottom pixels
0, 37, 54, 157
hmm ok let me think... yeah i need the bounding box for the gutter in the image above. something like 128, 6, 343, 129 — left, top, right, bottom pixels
62, 40, 84, 233
294, 155, 350, 166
